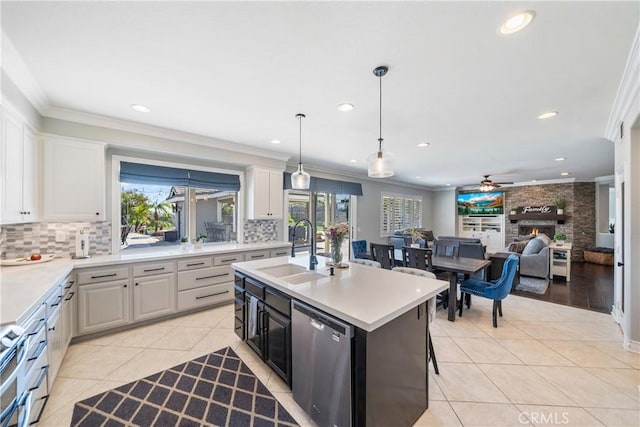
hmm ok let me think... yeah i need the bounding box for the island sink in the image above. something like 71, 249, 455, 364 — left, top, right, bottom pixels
282, 271, 327, 284
258, 263, 307, 277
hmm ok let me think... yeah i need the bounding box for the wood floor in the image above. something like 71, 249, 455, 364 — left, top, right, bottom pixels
512, 262, 614, 314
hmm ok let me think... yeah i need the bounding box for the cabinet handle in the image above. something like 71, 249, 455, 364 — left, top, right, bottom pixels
64, 292, 75, 301
196, 273, 229, 280
50, 295, 63, 308
91, 273, 117, 279
220, 258, 236, 263
27, 340, 47, 362
64, 281, 74, 290
48, 326, 55, 332
143, 267, 165, 272
124, 284, 127, 288
29, 365, 49, 392
195, 290, 229, 300
96, 212, 100, 216
135, 283, 139, 286
251, 254, 265, 259
186, 262, 205, 267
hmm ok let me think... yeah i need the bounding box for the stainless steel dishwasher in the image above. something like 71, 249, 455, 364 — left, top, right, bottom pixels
292, 301, 354, 427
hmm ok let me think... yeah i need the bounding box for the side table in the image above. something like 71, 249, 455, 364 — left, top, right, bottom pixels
549, 242, 572, 281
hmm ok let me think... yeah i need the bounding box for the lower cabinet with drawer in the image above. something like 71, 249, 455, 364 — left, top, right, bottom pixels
177, 257, 234, 312
132, 260, 176, 322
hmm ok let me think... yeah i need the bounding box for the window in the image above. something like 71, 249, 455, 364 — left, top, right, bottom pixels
381, 193, 423, 236
119, 161, 240, 250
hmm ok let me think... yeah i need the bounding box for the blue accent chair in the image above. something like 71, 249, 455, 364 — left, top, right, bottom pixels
459, 254, 519, 327
351, 240, 369, 259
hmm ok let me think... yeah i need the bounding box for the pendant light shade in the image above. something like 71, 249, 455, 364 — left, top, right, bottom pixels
368, 65, 394, 178
291, 113, 311, 190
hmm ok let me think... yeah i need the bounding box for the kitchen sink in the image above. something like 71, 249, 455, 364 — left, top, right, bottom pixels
282, 271, 328, 285
259, 264, 308, 278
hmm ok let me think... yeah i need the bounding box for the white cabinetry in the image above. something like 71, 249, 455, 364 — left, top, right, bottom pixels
177, 255, 233, 311
246, 167, 283, 219
43, 135, 105, 221
458, 215, 505, 254
78, 277, 131, 335
46, 283, 65, 383
1, 107, 39, 224
61, 277, 77, 350
132, 261, 176, 322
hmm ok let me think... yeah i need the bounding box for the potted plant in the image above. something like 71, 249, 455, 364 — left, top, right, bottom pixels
554, 198, 566, 215
409, 228, 423, 248
194, 233, 207, 249
180, 236, 191, 250
553, 232, 567, 245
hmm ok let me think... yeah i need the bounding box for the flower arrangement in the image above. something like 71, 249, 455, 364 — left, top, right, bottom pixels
326, 223, 349, 266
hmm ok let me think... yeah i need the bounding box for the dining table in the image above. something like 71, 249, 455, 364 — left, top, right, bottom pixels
430, 255, 492, 321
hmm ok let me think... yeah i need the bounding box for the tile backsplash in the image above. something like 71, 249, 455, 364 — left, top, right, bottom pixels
1, 221, 112, 259
243, 219, 278, 243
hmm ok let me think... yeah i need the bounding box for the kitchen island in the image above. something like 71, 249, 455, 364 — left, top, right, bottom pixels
232, 255, 448, 427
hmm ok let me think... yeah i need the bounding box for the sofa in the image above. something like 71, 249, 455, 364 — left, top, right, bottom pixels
504, 234, 551, 279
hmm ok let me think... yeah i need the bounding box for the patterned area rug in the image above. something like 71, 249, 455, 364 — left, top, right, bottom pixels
71, 347, 298, 427
515, 276, 550, 294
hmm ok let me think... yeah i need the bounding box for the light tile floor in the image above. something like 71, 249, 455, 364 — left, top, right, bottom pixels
40, 295, 639, 426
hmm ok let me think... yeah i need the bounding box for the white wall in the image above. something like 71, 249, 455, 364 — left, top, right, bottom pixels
431, 189, 456, 237
1, 71, 41, 130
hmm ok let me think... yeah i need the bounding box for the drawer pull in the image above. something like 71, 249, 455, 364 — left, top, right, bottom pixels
220, 258, 237, 263
91, 273, 117, 279
64, 281, 74, 290
187, 262, 205, 267
29, 365, 49, 392
27, 340, 47, 362
50, 295, 63, 308
195, 290, 230, 300
64, 292, 75, 301
26, 318, 46, 336
196, 273, 229, 281
143, 267, 165, 272
251, 254, 265, 259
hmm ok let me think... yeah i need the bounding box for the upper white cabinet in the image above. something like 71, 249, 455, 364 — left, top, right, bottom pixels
246, 167, 283, 219
1, 107, 39, 224
43, 135, 106, 221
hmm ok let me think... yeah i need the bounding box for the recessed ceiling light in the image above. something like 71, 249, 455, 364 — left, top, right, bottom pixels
561, 172, 570, 176
555, 156, 566, 161
337, 103, 354, 112
349, 159, 358, 163
131, 104, 151, 113
538, 111, 558, 119
446, 183, 451, 186
271, 139, 281, 144
415, 176, 422, 179
417, 142, 430, 147
499, 10, 536, 35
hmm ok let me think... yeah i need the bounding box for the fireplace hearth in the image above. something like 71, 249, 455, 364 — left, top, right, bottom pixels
518, 224, 555, 239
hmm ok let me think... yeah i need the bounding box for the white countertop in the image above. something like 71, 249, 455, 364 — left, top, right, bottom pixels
232, 256, 449, 332
0, 242, 290, 326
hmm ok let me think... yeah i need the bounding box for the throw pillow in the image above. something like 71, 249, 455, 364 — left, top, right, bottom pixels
537, 233, 552, 246
522, 237, 545, 255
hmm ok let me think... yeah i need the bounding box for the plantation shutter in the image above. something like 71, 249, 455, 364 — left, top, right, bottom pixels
380, 193, 423, 236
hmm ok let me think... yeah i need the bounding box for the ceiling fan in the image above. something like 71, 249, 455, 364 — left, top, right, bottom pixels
477, 175, 513, 191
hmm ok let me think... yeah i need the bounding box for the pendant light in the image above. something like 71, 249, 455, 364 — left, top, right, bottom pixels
291, 113, 311, 190
367, 65, 394, 178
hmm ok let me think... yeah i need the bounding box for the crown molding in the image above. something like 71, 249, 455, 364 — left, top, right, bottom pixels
605, 25, 640, 141
1, 31, 50, 113
44, 106, 291, 162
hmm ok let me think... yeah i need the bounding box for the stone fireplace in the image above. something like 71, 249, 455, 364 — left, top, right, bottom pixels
518, 224, 555, 239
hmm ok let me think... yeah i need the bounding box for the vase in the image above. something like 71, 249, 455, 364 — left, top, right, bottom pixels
331, 238, 344, 266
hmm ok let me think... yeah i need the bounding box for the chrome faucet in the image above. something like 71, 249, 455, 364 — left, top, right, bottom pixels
290, 218, 318, 270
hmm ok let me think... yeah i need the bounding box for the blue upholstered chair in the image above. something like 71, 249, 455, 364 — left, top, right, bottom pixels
459, 254, 519, 327
351, 240, 369, 259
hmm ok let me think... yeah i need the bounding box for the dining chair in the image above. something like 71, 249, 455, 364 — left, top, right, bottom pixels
351, 240, 369, 259
392, 267, 440, 374
350, 258, 381, 268
459, 254, 519, 327
432, 239, 460, 257
370, 243, 396, 270
401, 247, 433, 271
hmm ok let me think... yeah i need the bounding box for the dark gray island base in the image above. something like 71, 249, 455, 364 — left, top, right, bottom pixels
233, 271, 429, 427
